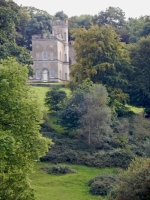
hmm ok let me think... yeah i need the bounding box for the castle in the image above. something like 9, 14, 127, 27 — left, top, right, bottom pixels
31, 20, 75, 82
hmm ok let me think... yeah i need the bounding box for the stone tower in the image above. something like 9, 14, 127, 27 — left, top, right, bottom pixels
31, 20, 70, 82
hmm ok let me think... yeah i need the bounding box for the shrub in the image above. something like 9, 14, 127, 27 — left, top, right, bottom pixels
40, 137, 134, 168
88, 174, 118, 196
108, 157, 150, 200
45, 88, 67, 111
42, 164, 77, 174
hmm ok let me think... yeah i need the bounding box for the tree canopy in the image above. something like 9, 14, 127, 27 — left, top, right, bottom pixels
93, 7, 126, 29
128, 36, 150, 117
0, 0, 33, 76
0, 58, 52, 199
70, 25, 131, 91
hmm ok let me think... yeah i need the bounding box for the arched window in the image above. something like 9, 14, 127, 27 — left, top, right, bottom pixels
36, 70, 41, 79
50, 69, 54, 78
42, 50, 47, 60
50, 52, 53, 60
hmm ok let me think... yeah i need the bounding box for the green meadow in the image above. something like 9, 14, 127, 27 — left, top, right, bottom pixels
30, 162, 116, 200
30, 85, 143, 200
30, 86, 115, 199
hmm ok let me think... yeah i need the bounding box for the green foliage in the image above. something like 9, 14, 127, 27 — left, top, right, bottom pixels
107, 87, 131, 117
41, 137, 133, 169
127, 17, 146, 43
69, 15, 93, 29
24, 8, 52, 50
30, 162, 114, 200
140, 22, 150, 37
88, 174, 118, 196
0, 1, 33, 76
128, 36, 150, 117
128, 114, 150, 156
70, 25, 131, 92
54, 10, 68, 20
68, 14, 93, 40
59, 79, 93, 130
93, 7, 126, 29
42, 164, 76, 174
77, 84, 113, 147
108, 157, 150, 200
0, 58, 51, 199
45, 88, 67, 112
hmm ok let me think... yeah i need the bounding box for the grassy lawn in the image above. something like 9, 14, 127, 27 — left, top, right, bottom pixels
30, 162, 116, 200
31, 86, 71, 133
31, 86, 49, 111
31, 86, 71, 111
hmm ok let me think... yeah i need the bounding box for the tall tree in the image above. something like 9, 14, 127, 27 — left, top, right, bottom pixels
127, 17, 146, 43
54, 10, 68, 21
93, 7, 126, 29
59, 79, 93, 130
70, 25, 131, 91
128, 36, 150, 117
24, 8, 52, 50
93, 7, 130, 43
77, 84, 113, 147
68, 14, 93, 40
0, 1, 33, 76
0, 58, 52, 199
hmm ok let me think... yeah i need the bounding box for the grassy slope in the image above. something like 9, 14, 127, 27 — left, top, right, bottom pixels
31, 86, 71, 133
30, 162, 116, 200
30, 86, 143, 200
31, 86, 71, 110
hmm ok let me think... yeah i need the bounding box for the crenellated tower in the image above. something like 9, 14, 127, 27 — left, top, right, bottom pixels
31, 20, 70, 82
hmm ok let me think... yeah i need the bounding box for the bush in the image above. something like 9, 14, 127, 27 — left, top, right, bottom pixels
41, 164, 77, 174
40, 137, 134, 168
45, 88, 67, 111
108, 157, 150, 200
88, 174, 118, 196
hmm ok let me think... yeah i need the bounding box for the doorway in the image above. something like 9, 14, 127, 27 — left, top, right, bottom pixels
43, 70, 48, 82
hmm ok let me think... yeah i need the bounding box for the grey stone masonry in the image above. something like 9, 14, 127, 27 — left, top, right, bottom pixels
30, 20, 70, 82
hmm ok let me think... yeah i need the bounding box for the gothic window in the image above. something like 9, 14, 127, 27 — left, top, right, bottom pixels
42, 50, 47, 60
36, 70, 41, 79
50, 52, 53, 60
50, 69, 54, 78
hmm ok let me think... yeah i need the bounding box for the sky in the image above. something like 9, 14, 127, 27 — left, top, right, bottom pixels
14, 0, 150, 19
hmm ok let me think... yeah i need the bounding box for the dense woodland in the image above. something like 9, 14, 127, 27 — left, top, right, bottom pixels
0, 0, 150, 199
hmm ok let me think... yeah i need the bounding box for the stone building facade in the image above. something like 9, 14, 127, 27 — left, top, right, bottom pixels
31, 20, 70, 82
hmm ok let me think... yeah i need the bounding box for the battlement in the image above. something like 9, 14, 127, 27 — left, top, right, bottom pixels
52, 20, 68, 27
32, 33, 64, 41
